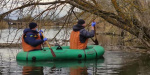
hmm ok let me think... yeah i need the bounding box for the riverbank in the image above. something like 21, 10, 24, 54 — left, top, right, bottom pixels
0, 43, 20, 48
0, 43, 148, 54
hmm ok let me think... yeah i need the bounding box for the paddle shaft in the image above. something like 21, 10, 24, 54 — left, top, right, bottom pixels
93, 21, 98, 45
93, 20, 97, 38
94, 26, 97, 38
41, 32, 56, 57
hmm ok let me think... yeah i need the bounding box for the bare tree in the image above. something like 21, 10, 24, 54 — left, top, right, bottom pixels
0, 0, 150, 48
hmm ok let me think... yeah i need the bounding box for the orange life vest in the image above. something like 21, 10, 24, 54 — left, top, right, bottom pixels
22, 33, 41, 52
70, 31, 88, 49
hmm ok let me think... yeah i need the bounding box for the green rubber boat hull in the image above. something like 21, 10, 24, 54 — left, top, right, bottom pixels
16, 45, 104, 61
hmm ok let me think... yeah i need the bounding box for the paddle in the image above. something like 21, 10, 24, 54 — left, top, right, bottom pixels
40, 32, 56, 57
93, 20, 98, 45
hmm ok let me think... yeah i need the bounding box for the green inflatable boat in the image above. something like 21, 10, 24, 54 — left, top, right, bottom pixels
16, 45, 104, 61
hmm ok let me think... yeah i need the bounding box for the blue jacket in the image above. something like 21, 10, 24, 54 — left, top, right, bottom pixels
23, 28, 44, 47
73, 24, 95, 43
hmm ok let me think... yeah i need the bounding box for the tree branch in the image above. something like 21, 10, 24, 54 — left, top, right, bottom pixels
0, 1, 69, 20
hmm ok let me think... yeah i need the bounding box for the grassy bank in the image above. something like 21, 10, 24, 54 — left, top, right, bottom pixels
0, 21, 9, 29
0, 43, 21, 48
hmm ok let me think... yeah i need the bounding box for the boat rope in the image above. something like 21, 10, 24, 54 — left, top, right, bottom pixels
26, 52, 29, 61
93, 48, 98, 59
83, 49, 86, 59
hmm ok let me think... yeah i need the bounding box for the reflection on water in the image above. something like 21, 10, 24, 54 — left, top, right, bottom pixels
70, 67, 88, 75
22, 66, 43, 75
17, 59, 104, 75
0, 48, 150, 75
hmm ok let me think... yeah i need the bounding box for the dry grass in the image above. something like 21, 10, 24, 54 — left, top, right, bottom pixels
0, 21, 9, 29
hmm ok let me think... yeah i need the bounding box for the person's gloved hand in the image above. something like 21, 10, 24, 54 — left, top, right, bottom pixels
39, 30, 43, 36
43, 38, 47, 42
91, 22, 96, 27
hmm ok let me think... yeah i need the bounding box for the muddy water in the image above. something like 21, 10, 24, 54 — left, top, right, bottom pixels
0, 28, 150, 75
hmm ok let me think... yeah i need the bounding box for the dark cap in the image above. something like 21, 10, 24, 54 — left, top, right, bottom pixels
77, 19, 85, 25
29, 22, 37, 29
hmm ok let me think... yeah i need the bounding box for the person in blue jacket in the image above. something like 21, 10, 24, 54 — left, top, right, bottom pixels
22, 22, 47, 52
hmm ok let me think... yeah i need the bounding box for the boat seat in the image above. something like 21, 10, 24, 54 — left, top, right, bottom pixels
55, 43, 62, 50
56, 46, 62, 50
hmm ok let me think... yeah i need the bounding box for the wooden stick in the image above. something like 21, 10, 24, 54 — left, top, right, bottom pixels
41, 32, 56, 57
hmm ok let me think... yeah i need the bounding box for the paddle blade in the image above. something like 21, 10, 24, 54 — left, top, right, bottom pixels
50, 48, 56, 57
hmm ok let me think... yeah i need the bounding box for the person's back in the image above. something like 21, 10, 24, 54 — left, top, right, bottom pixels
70, 19, 96, 49
70, 30, 88, 49
22, 22, 47, 52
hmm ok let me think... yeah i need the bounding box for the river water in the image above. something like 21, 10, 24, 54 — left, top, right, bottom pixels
0, 28, 150, 75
